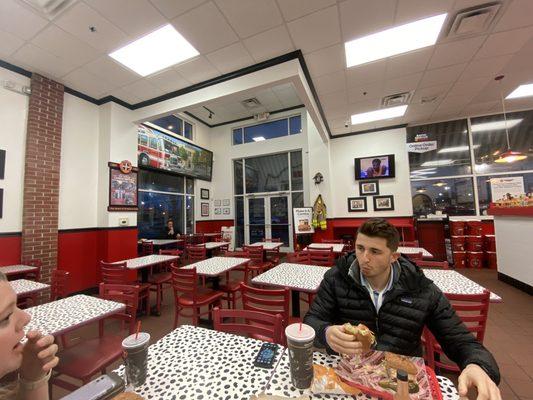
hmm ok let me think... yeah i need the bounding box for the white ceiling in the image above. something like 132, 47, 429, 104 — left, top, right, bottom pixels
1, 0, 533, 135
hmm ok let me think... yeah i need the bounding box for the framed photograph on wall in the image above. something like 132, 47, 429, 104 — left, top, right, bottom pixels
222, 207, 230, 215
0, 149, 5, 180
201, 202, 209, 217
347, 197, 367, 212
359, 180, 379, 196
214, 199, 221, 206
0, 188, 3, 218
214, 207, 222, 215
108, 161, 138, 211
200, 188, 209, 199
373, 195, 394, 211
222, 199, 230, 206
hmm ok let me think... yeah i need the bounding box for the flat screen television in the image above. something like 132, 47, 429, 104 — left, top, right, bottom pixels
354, 154, 395, 180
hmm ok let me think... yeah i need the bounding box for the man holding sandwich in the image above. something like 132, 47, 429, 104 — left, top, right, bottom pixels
304, 218, 501, 399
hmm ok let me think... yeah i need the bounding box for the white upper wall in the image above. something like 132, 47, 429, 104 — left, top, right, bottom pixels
329, 128, 413, 218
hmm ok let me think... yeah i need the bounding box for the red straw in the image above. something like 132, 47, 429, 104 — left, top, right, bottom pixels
135, 321, 141, 340
299, 322, 302, 332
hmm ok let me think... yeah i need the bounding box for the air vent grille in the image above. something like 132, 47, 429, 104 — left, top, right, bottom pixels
241, 98, 262, 109
382, 91, 412, 107
447, 2, 501, 38
21, 0, 76, 19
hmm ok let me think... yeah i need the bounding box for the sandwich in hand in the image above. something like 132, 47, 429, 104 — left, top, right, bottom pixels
343, 323, 376, 353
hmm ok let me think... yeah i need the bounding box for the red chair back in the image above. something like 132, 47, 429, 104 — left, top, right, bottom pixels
213, 308, 284, 345
171, 265, 200, 301
308, 249, 335, 267
193, 233, 206, 244
159, 249, 182, 256
320, 239, 343, 244
186, 245, 207, 263
406, 252, 423, 262
261, 238, 281, 242
51, 270, 70, 301
243, 245, 264, 263
241, 283, 289, 324
141, 241, 154, 256
100, 261, 129, 284
418, 260, 449, 269
99, 283, 139, 334
286, 251, 309, 264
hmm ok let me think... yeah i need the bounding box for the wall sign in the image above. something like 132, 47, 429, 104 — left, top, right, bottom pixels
108, 161, 138, 211
406, 141, 437, 153
490, 176, 525, 201
293, 207, 314, 234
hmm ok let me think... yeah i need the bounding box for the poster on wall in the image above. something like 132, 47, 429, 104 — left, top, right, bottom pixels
137, 124, 213, 181
293, 207, 314, 234
490, 176, 525, 201
406, 141, 437, 153
108, 161, 138, 211
221, 226, 235, 251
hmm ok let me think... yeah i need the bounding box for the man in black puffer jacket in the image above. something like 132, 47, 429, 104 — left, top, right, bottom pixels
304, 218, 501, 399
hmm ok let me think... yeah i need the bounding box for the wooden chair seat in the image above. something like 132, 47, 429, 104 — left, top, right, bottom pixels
177, 287, 223, 307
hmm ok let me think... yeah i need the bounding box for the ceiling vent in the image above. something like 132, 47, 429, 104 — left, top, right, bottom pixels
447, 2, 501, 38
382, 91, 412, 107
421, 95, 439, 104
21, 0, 76, 19
241, 98, 262, 109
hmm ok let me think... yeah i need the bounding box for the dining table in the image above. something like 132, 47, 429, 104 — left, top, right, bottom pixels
250, 241, 283, 261
199, 241, 230, 257
423, 269, 502, 302
115, 254, 180, 282
398, 245, 433, 258
0, 264, 39, 278
304, 242, 346, 254
10, 279, 50, 297
182, 256, 250, 289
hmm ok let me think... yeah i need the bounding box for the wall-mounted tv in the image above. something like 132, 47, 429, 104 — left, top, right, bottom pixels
355, 154, 395, 180
137, 125, 213, 181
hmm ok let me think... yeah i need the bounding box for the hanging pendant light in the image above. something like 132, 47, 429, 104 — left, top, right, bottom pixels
494, 75, 527, 164
432, 180, 447, 187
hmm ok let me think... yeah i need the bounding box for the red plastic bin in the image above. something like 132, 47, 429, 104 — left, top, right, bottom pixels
451, 236, 466, 251
453, 251, 467, 268
484, 235, 496, 252
486, 251, 497, 269
467, 251, 484, 269
450, 220, 466, 236
467, 220, 483, 235
466, 236, 484, 252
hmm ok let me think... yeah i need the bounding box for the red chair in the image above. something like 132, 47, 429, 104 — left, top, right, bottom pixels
320, 239, 343, 244
400, 240, 420, 247
21, 259, 42, 281
285, 251, 309, 264
243, 245, 272, 277
193, 233, 206, 244
50, 284, 140, 394
262, 237, 282, 265
418, 260, 450, 269
171, 264, 223, 328
51, 270, 70, 301
146, 250, 177, 315
213, 308, 284, 345
140, 241, 154, 256
405, 252, 424, 262
308, 248, 335, 267
185, 244, 207, 264
423, 290, 490, 372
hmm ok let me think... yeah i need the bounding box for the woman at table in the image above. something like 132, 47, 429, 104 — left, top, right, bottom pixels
165, 219, 181, 239
0, 271, 59, 400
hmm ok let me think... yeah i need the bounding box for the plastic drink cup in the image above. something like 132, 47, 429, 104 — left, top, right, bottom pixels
122, 332, 150, 387
285, 323, 315, 389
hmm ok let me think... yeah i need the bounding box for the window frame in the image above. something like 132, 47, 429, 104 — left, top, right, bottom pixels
232, 113, 302, 146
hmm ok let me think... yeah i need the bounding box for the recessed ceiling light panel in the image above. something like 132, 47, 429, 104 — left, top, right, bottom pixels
109, 24, 199, 77
470, 119, 522, 132
506, 83, 533, 99
345, 13, 447, 68
350, 105, 407, 125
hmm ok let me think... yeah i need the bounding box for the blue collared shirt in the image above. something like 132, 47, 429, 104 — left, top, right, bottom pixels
359, 265, 395, 313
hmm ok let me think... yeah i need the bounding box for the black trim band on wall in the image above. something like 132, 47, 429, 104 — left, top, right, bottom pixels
498, 272, 533, 296
0, 231, 22, 238
331, 124, 408, 139
58, 226, 138, 234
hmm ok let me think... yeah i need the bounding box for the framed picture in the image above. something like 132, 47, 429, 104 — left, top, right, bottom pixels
222, 199, 230, 206
200, 188, 209, 199
373, 195, 394, 211
214, 199, 221, 207
223, 207, 230, 215
359, 180, 379, 196
108, 161, 138, 211
201, 202, 209, 217
354, 154, 395, 180
0, 188, 3, 218
347, 197, 367, 212
0, 149, 5, 180
214, 208, 222, 215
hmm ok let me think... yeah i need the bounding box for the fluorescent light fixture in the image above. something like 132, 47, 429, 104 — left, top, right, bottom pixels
351, 105, 407, 125
109, 24, 199, 76
345, 13, 447, 67
506, 83, 533, 99
470, 119, 522, 133
421, 159, 453, 167
411, 168, 437, 174
438, 145, 480, 153
252, 136, 265, 142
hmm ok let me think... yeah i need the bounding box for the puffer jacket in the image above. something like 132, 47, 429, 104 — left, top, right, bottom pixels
303, 252, 500, 384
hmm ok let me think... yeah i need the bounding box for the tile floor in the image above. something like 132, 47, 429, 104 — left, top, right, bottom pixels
50, 267, 531, 399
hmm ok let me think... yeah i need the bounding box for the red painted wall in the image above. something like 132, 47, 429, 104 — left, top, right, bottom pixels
196, 219, 233, 233
0, 234, 22, 267
311, 217, 415, 242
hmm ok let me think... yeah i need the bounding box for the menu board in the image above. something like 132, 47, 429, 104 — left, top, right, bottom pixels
490, 176, 525, 201
293, 207, 314, 234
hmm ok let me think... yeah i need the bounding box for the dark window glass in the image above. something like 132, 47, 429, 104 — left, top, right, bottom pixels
148, 115, 183, 136
235, 196, 244, 248
471, 110, 533, 174
186, 178, 194, 194
139, 134, 148, 146
186, 195, 194, 234
476, 172, 533, 214
244, 119, 289, 143
184, 121, 193, 140
411, 177, 475, 217
233, 128, 243, 145
292, 192, 304, 208
234, 160, 243, 195
149, 137, 159, 150
245, 153, 289, 193
139, 170, 184, 193
290, 151, 303, 190
289, 115, 302, 135
138, 192, 184, 238
407, 119, 471, 177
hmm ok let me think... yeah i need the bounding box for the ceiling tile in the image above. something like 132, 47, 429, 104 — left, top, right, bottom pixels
463, 100, 500, 117
385, 48, 433, 79
437, 94, 472, 111
346, 59, 387, 87
287, 5, 340, 54
31, 25, 101, 68
383, 72, 423, 95
172, 2, 239, 54
206, 42, 254, 74
174, 56, 220, 83
0, 30, 25, 58
347, 81, 384, 104
83, 56, 140, 86
427, 36, 485, 69
110, 87, 143, 104
304, 44, 344, 78
474, 27, 533, 59
85, 0, 167, 38
149, 0, 207, 19
500, 38, 533, 73
146, 68, 191, 92
411, 83, 452, 105
322, 102, 348, 120
394, 0, 454, 25
254, 90, 283, 109
121, 79, 165, 101
419, 63, 466, 88
313, 71, 347, 96
276, 0, 336, 22
339, 0, 395, 42
12, 43, 76, 78
215, 0, 283, 39
62, 68, 117, 98
0, 0, 49, 40
494, 0, 533, 32
271, 84, 301, 107
54, 2, 130, 53
447, 76, 491, 98
347, 98, 382, 114
243, 25, 294, 62
321, 89, 348, 113
459, 54, 512, 81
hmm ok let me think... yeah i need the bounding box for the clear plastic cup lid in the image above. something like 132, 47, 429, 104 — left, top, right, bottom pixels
122, 332, 150, 349
285, 323, 315, 342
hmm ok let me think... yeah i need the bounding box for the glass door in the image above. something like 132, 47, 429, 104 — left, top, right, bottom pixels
247, 197, 266, 244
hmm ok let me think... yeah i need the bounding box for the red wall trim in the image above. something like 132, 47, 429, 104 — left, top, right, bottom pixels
196, 219, 234, 233
0, 235, 22, 267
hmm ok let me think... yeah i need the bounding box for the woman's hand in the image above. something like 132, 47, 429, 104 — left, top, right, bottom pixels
19, 331, 58, 381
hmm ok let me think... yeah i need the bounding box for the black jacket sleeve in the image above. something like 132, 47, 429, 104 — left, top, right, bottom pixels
425, 284, 500, 384
303, 269, 338, 350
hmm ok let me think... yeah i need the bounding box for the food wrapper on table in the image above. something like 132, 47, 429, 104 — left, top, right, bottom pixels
310, 364, 361, 395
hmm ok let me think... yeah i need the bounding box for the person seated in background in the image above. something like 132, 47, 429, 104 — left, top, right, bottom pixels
365, 158, 387, 177
0, 271, 59, 400
304, 218, 501, 400
165, 219, 181, 239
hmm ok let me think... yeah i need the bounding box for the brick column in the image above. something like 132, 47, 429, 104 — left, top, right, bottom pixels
21, 74, 64, 284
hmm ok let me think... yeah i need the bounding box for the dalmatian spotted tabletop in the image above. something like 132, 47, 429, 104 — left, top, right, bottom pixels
398, 246, 433, 258
24, 295, 125, 337
182, 256, 250, 277
423, 269, 502, 302
305, 243, 346, 253
250, 242, 284, 250
200, 242, 229, 250
0, 264, 38, 276
252, 263, 328, 293
146, 239, 180, 246
10, 279, 50, 296
116, 254, 180, 270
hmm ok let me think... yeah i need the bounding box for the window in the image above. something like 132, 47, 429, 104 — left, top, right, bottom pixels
139, 170, 184, 193
185, 178, 194, 194
147, 114, 194, 140
184, 121, 193, 140
139, 134, 148, 146
290, 151, 303, 191
149, 137, 159, 150
411, 177, 475, 217
476, 172, 533, 214
232, 114, 302, 145
245, 153, 289, 193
